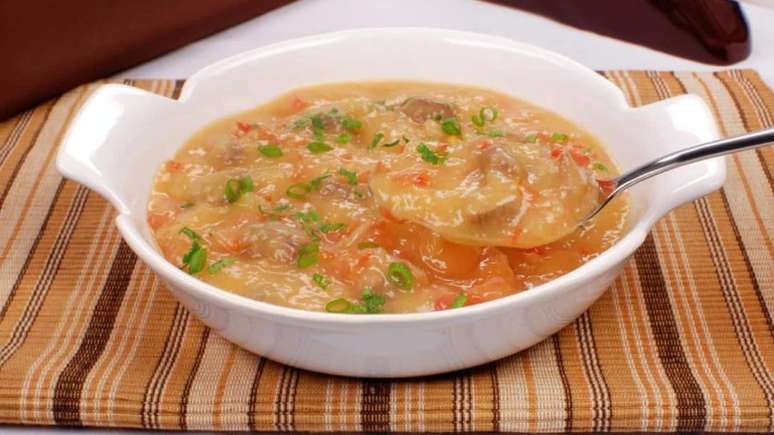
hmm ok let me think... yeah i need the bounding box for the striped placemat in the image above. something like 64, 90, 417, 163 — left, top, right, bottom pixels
0, 70, 772, 432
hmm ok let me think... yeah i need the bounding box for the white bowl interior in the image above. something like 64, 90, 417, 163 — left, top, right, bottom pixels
58, 28, 723, 316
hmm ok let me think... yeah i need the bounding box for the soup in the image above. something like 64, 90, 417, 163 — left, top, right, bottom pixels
147, 82, 629, 314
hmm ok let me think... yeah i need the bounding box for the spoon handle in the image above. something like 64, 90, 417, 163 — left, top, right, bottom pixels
584, 127, 774, 223
614, 127, 774, 193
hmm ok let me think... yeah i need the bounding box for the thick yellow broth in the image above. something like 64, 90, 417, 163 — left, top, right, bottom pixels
148, 82, 629, 313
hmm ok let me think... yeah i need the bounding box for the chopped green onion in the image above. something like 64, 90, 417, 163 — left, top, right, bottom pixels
382, 138, 400, 147
182, 242, 207, 274
592, 162, 609, 172
471, 114, 484, 127
357, 241, 380, 249
179, 227, 202, 241
526, 134, 538, 143
292, 118, 308, 130
307, 141, 333, 153
324, 289, 386, 314
370, 132, 384, 149
208, 257, 236, 274
311, 113, 325, 131
258, 144, 283, 158
325, 298, 351, 313
387, 261, 415, 291
273, 203, 291, 212
295, 210, 321, 240
480, 107, 498, 122
296, 242, 320, 268
441, 117, 462, 136
342, 117, 362, 130
309, 173, 331, 191
452, 293, 468, 308
239, 176, 254, 192
319, 222, 346, 233
312, 273, 330, 289
416, 143, 447, 165
551, 132, 569, 142
336, 133, 352, 144
225, 179, 241, 203
286, 183, 312, 200
361, 288, 386, 313
180, 202, 194, 209
225, 176, 254, 203
338, 167, 358, 185
295, 210, 321, 224
488, 129, 505, 138
346, 304, 368, 314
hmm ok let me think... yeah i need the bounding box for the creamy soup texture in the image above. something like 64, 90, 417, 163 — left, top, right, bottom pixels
148, 82, 629, 314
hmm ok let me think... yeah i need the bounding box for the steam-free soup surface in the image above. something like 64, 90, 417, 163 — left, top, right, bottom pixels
148, 82, 628, 314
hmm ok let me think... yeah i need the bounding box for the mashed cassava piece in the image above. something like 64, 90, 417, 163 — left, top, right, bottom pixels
148, 82, 629, 313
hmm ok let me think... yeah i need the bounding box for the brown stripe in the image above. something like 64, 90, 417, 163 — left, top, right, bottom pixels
713, 72, 774, 190
0, 109, 34, 167
551, 335, 573, 432
274, 365, 290, 430
718, 191, 774, 337
140, 304, 189, 429
247, 357, 267, 431
698, 193, 774, 423
0, 183, 88, 367
0, 180, 67, 321
273, 365, 299, 431
635, 235, 706, 432
287, 368, 300, 431
453, 374, 461, 431
576, 311, 612, 431
452, 371, 473, 431
489, 364, 500, 432
701, 74, 774, 337
361, 379, 391, 432
52, 239, 136, 425
0, 98, 59, 209
731, 72, 774, 189
172, 79, 186, 99
178, 327, 210, 430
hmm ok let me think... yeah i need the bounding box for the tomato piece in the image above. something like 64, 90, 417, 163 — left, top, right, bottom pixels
477, 139, 493, 150
434, 293, 455, 311
570, 149, 591, 166
291, 95, 309, 110
419, 236, 481, 279
478, 247, 516, 283
597, 178, 617, 195
467, 276, 512, 302
165, 160, 183, 173
550, 148, 563, 159
236, 122, 252, 133
147, 212, 170, 231
256, 127, 280, 143
375, 221, 482, 280
319, 250, 356, 283
390, 171, 429, 187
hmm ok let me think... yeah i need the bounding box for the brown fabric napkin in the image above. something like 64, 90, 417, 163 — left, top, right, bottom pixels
0, 0, 292, 120
0, 70, 772, 432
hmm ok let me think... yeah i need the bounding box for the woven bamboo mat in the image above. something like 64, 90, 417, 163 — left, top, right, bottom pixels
0, 70, 772, 432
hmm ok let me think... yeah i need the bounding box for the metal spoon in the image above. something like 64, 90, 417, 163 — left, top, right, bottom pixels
582, 127, 774, 224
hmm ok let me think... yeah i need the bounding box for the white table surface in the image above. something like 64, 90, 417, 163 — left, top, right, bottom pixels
4, 0, 773, 433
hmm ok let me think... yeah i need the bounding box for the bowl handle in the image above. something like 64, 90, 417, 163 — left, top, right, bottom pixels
633, 93, 727, 225
56, 84, 177, 214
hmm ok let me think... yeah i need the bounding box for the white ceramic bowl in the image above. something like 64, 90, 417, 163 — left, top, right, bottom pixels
56, 28, 723, 377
